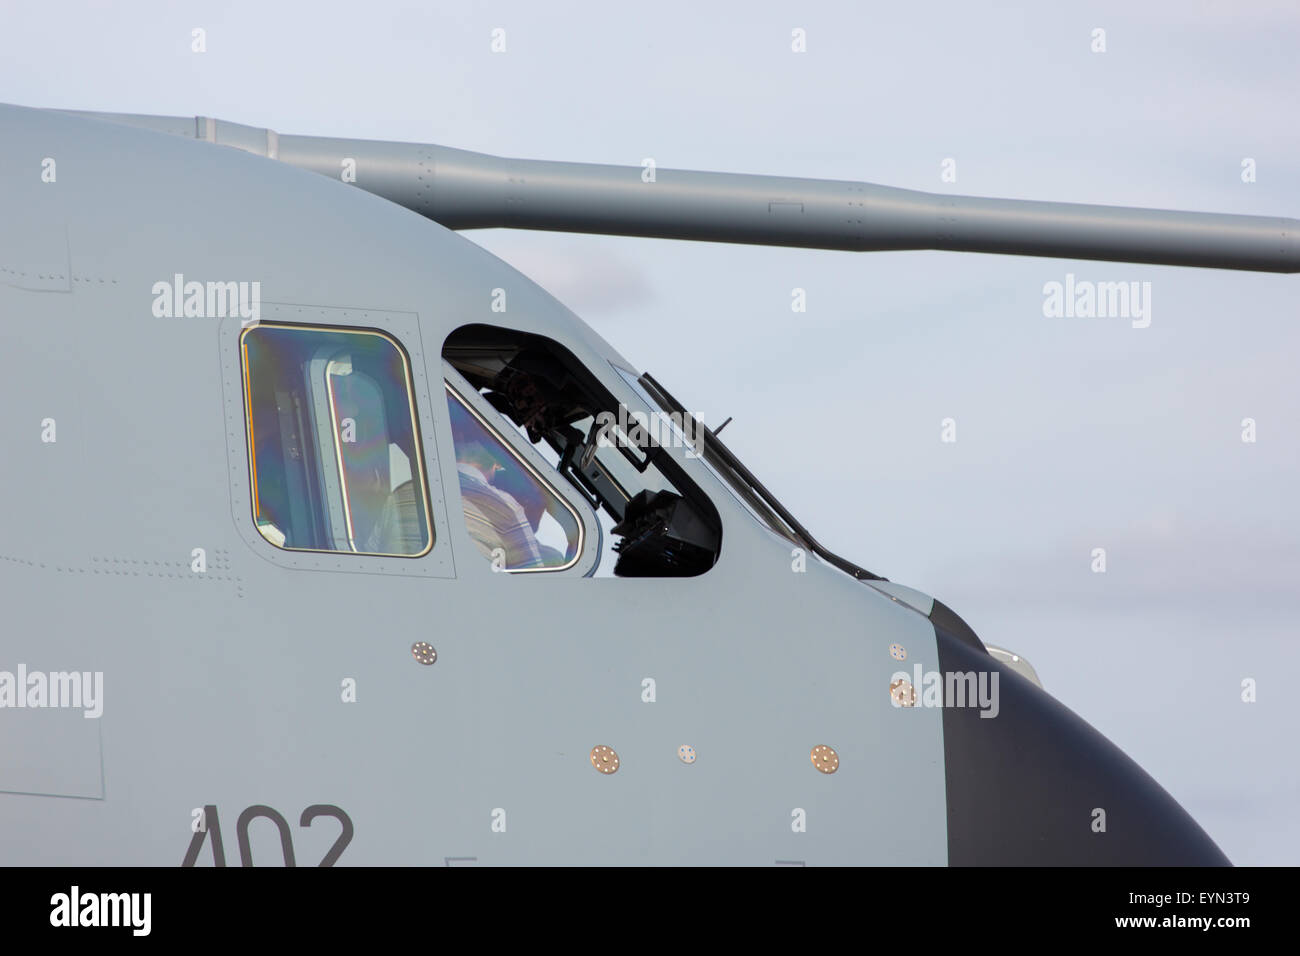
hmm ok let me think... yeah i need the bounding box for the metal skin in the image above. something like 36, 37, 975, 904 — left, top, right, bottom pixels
0, 102, 1248, 864
58, 109, 1300, 272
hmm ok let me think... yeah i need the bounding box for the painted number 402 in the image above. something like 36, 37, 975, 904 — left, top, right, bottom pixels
182, 804, 353, 867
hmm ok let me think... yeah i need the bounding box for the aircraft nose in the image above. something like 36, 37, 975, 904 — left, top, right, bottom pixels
933, 628, 1229, 865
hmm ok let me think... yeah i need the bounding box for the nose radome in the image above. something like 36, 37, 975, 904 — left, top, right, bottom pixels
933, 624, 1229, 866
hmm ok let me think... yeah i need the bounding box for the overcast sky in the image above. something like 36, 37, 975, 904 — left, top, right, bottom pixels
4, 0, 1296, 864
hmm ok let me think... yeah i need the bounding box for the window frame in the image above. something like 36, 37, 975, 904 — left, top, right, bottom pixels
220, 306, 455, 580
438, 325, 722, 578
441, 362, 602, 577
241, 322, 436, 558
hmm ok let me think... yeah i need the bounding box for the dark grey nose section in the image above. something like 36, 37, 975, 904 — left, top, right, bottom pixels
935, 627, 1230, 866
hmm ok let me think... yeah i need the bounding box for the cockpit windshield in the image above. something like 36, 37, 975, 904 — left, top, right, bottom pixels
623, 367, 886, 583
609, 365, 800, 545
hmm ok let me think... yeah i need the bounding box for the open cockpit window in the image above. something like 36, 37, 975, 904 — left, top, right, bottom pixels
443, 325, 720, 577
610, 365, 801, 546
241, 323, 433, 556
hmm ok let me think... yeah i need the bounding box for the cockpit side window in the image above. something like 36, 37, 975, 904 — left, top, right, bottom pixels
443, 324, 720, 577
241, 323, 433, 557
446, 383, 584, 571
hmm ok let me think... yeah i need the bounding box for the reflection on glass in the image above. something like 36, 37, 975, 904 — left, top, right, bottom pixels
445, 386, 581, 571
242, 324, 432, 556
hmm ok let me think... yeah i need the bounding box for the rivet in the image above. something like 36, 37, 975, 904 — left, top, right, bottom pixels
889, 643, 907, 661
678, 745, 696, 764
890, 677, 916, 707
411, 642, 437, 665
590, 745, 620, 774
810, 744, 839, 774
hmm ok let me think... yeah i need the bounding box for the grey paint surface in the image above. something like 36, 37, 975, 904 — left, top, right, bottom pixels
2, 0, 1297, 868
0, 104, 947, 864
867, 581, 936, 617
